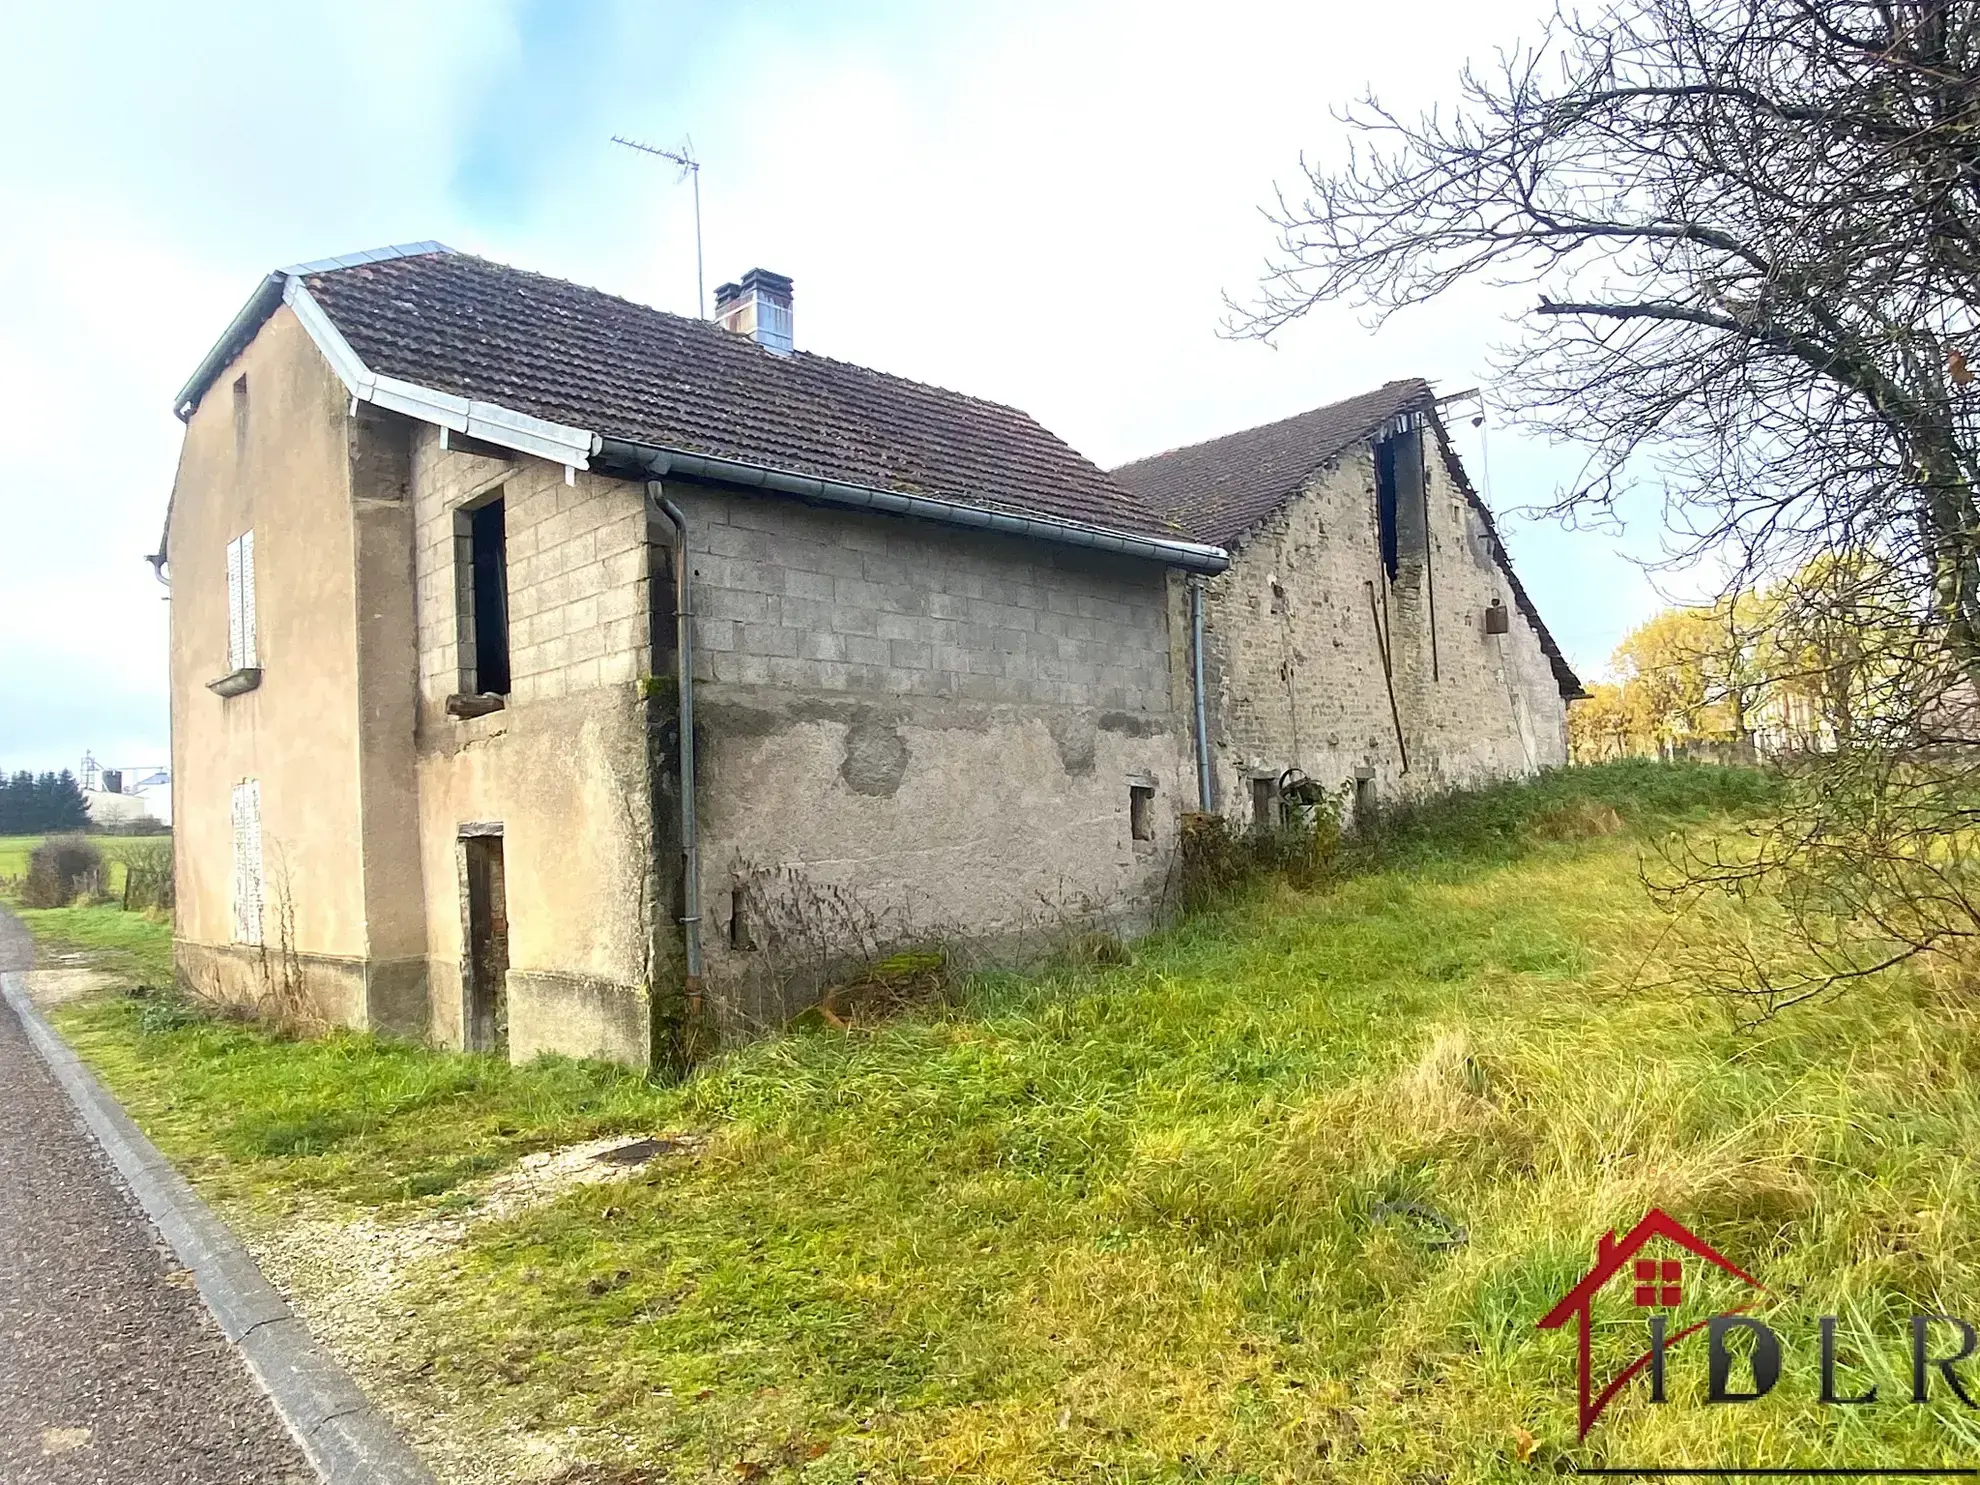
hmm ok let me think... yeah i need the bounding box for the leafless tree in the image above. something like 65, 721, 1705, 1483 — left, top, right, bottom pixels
1235, 0, 1980, 1011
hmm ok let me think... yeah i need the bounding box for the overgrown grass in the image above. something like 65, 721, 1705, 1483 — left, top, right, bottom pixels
50, 762, 1980, 1482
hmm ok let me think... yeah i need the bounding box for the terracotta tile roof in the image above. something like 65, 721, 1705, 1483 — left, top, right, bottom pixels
301, 250, 1172, 541
1111, 379, 1433, 547
1111, 383, 1586, 700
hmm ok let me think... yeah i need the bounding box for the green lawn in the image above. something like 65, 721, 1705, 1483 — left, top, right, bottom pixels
47, 763, 1980, 1482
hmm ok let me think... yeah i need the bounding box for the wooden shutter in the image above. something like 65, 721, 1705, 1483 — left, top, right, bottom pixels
226, 535, 244, 669
231, 778, 263, 944
238, 529, 256, 668
226, 530, 257, 671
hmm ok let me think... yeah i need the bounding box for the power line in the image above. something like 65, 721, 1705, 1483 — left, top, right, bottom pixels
612, 134, 704, 318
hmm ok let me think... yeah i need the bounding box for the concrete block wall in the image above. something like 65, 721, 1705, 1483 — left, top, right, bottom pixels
1194, 428, 1569, 820
678, 485, 1171, 714
410, 431, 653, 713
669, 482, 1189, 1031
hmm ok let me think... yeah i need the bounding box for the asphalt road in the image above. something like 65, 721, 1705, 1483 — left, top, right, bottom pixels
0, 911, 312, 1483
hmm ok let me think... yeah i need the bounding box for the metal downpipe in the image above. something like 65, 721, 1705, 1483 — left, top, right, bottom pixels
646, 481, 703, 1014
1190, 575, 1213, 812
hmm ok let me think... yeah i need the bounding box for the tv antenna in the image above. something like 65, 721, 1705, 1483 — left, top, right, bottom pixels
612, 134, 704, 318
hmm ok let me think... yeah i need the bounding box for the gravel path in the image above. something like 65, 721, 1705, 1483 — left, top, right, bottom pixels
0, 909, 313, 1483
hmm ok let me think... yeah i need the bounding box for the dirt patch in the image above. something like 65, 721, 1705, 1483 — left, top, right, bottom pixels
22, 968, 119, 1005
240, 1132, 705, 1485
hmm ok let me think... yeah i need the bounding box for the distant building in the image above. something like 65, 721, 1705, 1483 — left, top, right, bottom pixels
81, 763, 171, 828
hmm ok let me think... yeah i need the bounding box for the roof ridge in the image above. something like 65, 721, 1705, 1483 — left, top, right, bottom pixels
317, 248, 1085, 444
282, 241, 454, 276
1111, 378, 1430, 474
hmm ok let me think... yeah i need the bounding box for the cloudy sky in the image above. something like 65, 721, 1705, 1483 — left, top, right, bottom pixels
0, 0, 1668, 777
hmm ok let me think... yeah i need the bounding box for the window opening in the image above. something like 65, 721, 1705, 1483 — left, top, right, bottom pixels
729, 887, 755, 950
468, 497, 510, 695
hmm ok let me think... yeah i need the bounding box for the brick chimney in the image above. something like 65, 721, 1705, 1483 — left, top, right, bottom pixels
713, 268, 794, 355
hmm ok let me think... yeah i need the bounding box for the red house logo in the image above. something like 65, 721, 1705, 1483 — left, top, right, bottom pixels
1537, 1208, 1768, 1438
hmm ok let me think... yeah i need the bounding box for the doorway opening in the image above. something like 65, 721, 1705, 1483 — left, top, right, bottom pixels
464, 832, 509, 1055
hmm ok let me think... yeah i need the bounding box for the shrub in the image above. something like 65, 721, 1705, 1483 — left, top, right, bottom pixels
19, 835, 105, 908
1175, 809, 1341, 909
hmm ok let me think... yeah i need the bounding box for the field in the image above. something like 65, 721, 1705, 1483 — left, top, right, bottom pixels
38, 762, 1980, 1482
0, 832, 165, 892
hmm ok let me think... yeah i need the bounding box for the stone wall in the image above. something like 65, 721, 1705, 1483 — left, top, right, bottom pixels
165, 306, 423, 1034
1190, 425, 1570, 821
411, 436, 652, 715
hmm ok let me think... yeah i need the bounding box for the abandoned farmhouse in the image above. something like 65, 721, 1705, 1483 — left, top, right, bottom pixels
157, 243, 1580, 1068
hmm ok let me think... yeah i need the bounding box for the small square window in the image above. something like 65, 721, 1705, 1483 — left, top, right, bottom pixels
1130, 784, 1155, 842
1661, 1284, 1683, 1307
1633, 1285, 1657, 1307
1634, 1259, 1657, 1281
1661, 1259, 1681, 1282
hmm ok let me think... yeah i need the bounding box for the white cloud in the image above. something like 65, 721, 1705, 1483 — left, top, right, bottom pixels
0, 0, 1667, 772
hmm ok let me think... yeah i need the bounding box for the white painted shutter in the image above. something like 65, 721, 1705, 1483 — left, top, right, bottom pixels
231, 778, 263, 945
225, 530, 258, 671
238, 529, 257, 668
226, 535, 245, 670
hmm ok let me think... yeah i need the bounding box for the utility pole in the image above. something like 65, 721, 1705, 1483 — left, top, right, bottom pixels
612, 135, 704, 318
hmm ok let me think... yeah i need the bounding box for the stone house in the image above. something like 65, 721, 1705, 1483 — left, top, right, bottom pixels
1114, 382, 1583, 825
155, 243, 1576, 1069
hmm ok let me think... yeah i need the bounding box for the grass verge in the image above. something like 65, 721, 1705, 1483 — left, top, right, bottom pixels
45, 761, 1980, 1483
0, 833, 175, 984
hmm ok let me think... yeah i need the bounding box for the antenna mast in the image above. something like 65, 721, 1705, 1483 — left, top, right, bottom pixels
612, 134, 704, 318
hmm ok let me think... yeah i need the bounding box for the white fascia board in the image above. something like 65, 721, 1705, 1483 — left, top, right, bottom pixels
460, 394, 594, 468
282, 279, 594, 471
281, 278, 372, 397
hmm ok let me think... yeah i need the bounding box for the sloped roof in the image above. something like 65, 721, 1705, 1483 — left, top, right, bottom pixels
1112, 383, 1586, 700
281, 249, 1171, 541
1112, 379, 1432, 547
